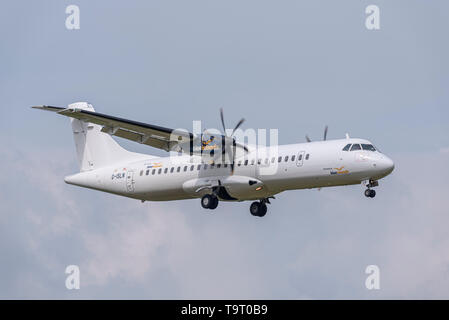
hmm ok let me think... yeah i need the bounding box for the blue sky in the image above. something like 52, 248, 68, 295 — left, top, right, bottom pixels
0, 0, 448, 298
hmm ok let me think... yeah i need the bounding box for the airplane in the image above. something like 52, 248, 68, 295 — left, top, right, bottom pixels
32, 102, 394, 217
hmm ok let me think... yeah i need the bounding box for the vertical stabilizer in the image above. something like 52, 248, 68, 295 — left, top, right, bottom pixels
69, 102, 141, 171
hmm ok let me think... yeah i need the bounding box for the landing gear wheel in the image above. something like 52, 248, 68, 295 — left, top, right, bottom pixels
250, 202, 260, 216
201, 194, 219, 209
209, 196, 219, 209
258, 203, 267, 217
364, 189, 376, 198
250, 202, 267, 217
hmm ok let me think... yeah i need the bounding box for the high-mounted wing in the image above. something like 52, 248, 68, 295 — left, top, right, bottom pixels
32, 105, 248, 157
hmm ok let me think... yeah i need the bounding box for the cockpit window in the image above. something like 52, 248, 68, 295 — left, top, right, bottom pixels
373, 144, 381, 153
342, 144, 351, 151
361, 144, 376, 151
350, 144, 361, 151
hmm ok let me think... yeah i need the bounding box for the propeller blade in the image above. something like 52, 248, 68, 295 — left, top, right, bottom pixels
231, 118, 245, 137
219, 108, 226, 134
323, 125, 328, 141
305, 135, 311, 143
230, 138, 237, 175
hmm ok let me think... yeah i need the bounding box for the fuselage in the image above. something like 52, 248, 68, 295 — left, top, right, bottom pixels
64, 138, 394, 202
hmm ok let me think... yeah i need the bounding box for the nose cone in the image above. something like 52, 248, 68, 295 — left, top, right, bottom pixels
380, 156, 395, 175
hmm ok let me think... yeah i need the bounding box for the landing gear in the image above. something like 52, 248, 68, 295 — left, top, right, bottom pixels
201, 194, 219, 209
364, 189, 376, 198
365, 180, 379, 198
250, 201, 267, 217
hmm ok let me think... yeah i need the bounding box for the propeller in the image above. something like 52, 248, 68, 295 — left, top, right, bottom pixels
219, 108, 245, 174
306, 125, 329, 142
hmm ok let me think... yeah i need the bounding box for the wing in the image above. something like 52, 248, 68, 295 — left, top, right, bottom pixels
32, 105, 248, 155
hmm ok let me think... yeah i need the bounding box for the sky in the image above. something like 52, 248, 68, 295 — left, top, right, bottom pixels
0, 0, 448, 299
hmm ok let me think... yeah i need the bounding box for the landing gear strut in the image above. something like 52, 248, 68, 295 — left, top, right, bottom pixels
201, 194, 219, 210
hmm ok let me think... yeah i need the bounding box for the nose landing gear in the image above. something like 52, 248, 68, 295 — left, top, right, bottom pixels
364, 189, 376, 198
364, 179, 378, 198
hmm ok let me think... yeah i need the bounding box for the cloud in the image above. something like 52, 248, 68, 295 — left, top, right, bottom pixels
1, 141, 449, 299
81, 203, 194, 287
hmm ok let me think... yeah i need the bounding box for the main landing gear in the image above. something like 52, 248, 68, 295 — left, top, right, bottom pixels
200, 194, 273, 217
201, 194, 219, 210
250, 198, 272, 217
364, 179, 378, 198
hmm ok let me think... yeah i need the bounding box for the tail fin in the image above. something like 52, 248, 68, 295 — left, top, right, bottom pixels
69, 102, 142, 171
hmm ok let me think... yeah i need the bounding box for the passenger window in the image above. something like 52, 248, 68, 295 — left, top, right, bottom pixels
305, 154, 309, 160
284, 156, 289, 162
342, 144, 351, 151
298, 154, 302, 160
291, 155, 295, 161
217, 164, 221, 168
158, 168, 162, 174
164, 168, 168, 174
271, 157, 275, 163
177, 167, 180, 172
204, 164, 208, 170
146, 170, 150, 176
190, 165, 194, 171
224, 163, 228, 168
251, 159, 255, 165
350, 144, 361, 151
152, 169, 155, 175
238, 161, 242, 166
140, 170, 143, 176
170, 167, 174, 173
197, 164, 201, 170
361, 144, 376, 151
257, 159, 261, 165
278, 156, 282, 163
244, 160, 248, 166
184, 166, 187, 171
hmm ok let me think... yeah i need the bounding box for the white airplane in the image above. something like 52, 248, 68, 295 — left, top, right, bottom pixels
33, 102, 394, 217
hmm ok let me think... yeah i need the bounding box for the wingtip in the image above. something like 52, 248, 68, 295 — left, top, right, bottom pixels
31, 105, 65, 112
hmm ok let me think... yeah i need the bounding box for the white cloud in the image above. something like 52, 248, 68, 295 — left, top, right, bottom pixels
2, 143, 449, 299
81, 203, 194, 287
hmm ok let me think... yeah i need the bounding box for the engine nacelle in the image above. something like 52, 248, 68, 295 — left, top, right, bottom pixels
182, 175, 270, 200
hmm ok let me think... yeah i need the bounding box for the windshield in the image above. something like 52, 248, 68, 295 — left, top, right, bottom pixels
361, 144, 376, 152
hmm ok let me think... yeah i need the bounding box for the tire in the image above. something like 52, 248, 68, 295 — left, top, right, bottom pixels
364, 189, 371, 197
209, 196, 219, 209
258, 203, 267, 217
201, 194, 213, 209
250, 202, 260, 216
369, 189, 376, 198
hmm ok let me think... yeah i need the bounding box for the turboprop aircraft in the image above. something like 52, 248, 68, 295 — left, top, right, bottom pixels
32, 102, 394, 217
